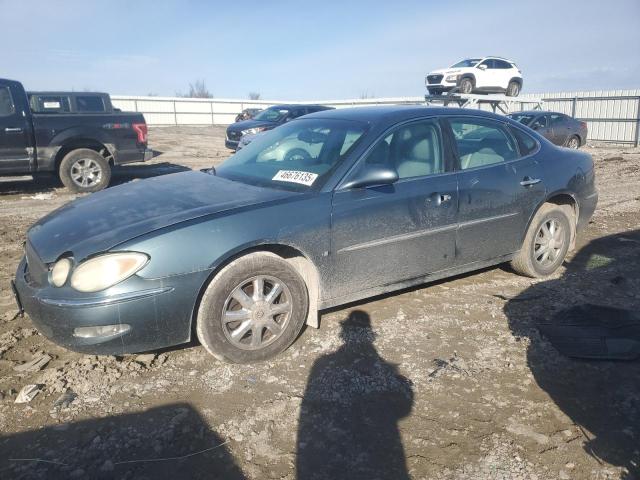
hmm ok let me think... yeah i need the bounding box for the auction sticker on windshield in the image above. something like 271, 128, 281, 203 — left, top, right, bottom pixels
272, 170, 318, 186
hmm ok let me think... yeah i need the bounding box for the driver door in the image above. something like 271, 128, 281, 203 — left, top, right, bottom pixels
0, 81, 31, 173
327, 118, 458, 300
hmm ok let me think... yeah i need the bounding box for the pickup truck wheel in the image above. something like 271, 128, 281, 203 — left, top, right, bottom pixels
59, 149, 111, 193
511, 204, 572, 278
196, 252, 308, 363
506, 81, 521, 97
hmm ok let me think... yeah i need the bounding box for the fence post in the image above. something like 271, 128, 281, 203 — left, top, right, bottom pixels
134, 99, 138, 113
571, 96, 577, 118
173, 101, 177, 126
635, 96, 640, 148
210, 101, 214, 126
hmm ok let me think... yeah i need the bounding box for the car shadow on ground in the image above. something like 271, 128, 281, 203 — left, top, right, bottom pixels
504, 230, 640, 479
0, 403, 245, 480
296, 310, 414, 480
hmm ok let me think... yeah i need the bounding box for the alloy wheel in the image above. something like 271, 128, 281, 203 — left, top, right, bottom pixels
533, 218, 565, 267
70, 158, 103, 188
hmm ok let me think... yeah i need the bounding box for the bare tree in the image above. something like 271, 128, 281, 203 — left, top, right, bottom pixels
248, 91, 261, 100
359, 91, 375, 99
178, 80, 213, 98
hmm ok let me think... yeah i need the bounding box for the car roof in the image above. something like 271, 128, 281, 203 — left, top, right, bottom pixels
266, 104, 331, 110
302, 104, 505, 125
28, 91, 109, 97
510, 110, 566, 116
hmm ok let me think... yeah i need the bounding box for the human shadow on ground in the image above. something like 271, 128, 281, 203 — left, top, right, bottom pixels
505, 230, 640, 479
0, 402, 244, 480
296, 310, 414, 480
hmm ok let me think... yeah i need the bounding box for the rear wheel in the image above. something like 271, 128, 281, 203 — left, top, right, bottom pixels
459, 78, 473, 94
196, 252, 308, 363
59, 149, 111, 193
511, 204, 573, 278
566, 135, 580, 149
506, 81, 521, 97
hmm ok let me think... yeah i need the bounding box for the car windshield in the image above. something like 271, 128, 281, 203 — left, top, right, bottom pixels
253, 107, 290, 122
451, 58, 481, 68
508, 114, 536, 125
216, 118, 367, 192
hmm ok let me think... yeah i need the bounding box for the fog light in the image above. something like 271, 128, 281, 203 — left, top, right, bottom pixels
73, 324, 130, 338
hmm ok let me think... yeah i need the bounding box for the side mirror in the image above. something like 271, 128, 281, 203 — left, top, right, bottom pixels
341, 164, 398, 190
478, 64, 487, 70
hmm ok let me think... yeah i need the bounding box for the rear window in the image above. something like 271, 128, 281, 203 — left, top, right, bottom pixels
509, 126, 539, 156
30, 95, 71, 113
0, 87, 15, 116
75, 95, 106, 112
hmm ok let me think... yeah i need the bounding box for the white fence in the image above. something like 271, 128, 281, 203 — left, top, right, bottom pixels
111, 89, 640, 145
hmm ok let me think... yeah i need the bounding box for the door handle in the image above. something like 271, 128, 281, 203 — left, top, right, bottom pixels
520, 177, 541, 187
426, 193, 452, 206
4, 127, 23, 133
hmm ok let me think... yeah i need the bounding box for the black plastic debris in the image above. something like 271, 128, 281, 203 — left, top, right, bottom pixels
538, 304, 640, 360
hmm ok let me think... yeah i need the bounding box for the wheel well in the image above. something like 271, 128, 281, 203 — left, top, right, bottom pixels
459, 74, 475, 86
54, 140, 114, 172
509, 77, 523, 86
191, 244, 322, 338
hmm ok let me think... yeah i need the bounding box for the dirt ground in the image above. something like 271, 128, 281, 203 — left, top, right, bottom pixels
0, 126, 639, 480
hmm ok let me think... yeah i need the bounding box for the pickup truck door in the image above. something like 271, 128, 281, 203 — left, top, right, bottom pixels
0, 81, 32, 173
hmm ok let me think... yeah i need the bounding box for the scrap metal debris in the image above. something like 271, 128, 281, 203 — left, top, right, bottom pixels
14, 384, 41, 404
13, 353, 51, 372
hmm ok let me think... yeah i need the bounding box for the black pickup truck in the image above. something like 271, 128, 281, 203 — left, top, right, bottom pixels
0, 78, 151, 193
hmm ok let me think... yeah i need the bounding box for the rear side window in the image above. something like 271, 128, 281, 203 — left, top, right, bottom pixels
550, 114, 566, 125
494, 59, 512, 69
449, 118, 518, 169
364, 119, 444, 179
0, 87, 15, 116
75, 95, 106, 112
509, 126, 539, 156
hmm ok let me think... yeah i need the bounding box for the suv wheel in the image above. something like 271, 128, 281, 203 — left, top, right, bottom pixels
511, 204, 573, 278
459, 78, 473, 94
196, 252, 309, 363
506, 81, 521, 97
59, 148, 111, 193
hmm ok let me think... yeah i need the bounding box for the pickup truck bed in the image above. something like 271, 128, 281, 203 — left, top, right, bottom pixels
0, 78, 151, 193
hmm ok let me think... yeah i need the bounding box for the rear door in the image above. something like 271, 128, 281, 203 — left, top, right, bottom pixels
550, 113, 571, 145
0, 81, 32, 173
446, 116, 546, 264
329, 118, 458, 299
531, 114, 554, 143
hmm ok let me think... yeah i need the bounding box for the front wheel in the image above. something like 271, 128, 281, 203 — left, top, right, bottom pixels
511, 204, 573, 278
506, 81, 521, 97
459, 78, 473, 94
59, 148, 111, 193
196, 252, 308, 363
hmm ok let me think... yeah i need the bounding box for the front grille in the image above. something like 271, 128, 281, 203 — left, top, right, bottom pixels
427, 74, 443, 84
25, 241, 48, 286
227, 131, 241, 141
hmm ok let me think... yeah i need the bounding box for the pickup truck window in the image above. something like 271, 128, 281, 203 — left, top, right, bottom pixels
0, 87, 15, 116
30, 95, 71, 113
76, 95, 106, 112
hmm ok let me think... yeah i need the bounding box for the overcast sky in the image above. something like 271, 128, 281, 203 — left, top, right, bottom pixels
2, 0, 638, 99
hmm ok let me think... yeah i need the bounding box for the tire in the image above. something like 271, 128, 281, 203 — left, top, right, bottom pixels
566, 135, 580, 149
59, 148, 111, 193
506, 81, 521, 97
196, 252, 309, 363
283, 148, 311, 163
511, 204, 573, 278
459, 77, 473, 94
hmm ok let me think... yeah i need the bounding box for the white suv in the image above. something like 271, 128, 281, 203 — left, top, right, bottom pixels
426, 57, 523, 97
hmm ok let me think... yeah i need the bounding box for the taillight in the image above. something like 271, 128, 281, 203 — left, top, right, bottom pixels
580, 121, 587, 129
132, 123, 148, 144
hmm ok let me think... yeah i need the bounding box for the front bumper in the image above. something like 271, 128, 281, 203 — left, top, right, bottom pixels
13, 258, 210, 355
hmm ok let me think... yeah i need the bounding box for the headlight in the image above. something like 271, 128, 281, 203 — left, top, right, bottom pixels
445, 75, 458, 82
241, 127, 265, 135
50, 258, 72, 287
70, 252, 149, 293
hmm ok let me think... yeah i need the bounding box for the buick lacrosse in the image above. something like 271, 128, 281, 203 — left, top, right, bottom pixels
13, 106, 597, 363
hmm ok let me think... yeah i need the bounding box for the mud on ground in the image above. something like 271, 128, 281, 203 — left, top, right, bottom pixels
0, 128, 639, 480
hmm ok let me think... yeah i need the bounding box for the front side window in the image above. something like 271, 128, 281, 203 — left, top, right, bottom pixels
449, 118, 518, 169
0, 87, 15, 116
508, 113, 536, 125
531, 116, 548, 129
75, 95, 105, 112
217, 118, 366, 191
479, 59, 495, 69
362, 119, 444, 179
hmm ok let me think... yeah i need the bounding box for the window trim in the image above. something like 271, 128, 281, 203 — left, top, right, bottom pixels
0, 86, 16, 117
336, 116, 454, 190
443, 115, 532, 172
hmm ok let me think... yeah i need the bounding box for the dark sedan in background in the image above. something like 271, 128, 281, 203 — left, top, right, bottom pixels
508, 110, 587, 149
14, 106, 597, 363
225, 103, 333, 149
234, 108, 263, 123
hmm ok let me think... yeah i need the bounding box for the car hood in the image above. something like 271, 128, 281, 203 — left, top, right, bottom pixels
27, 171, 295, 263
227, 119, 277, 133
429, 68, 466, 75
